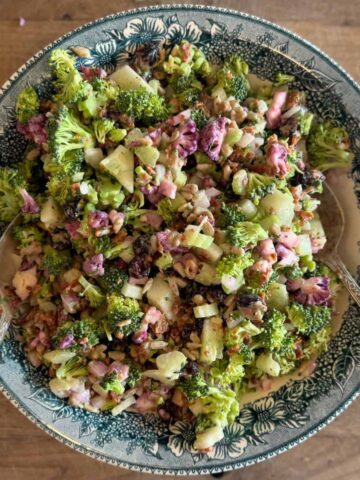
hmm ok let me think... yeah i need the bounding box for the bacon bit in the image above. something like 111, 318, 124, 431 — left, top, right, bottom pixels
172, 388, 186, 407
298, 210, 314, 222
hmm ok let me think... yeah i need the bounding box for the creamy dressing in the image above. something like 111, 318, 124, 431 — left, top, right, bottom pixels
239, 285, 348, 408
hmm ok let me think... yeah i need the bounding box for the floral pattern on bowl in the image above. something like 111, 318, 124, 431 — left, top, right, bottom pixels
0, 5, 360, 475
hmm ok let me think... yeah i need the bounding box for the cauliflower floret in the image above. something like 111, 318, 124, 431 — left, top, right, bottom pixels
12, 266, 38, 300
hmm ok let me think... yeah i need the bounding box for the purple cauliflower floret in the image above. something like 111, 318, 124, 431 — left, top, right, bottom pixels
287, 276, 331, 306
140, 185, 164, 204
88, 210, 109, 229
199, 117, 229, 162
17, 114, 48, 147
266, 143, 289, 178
83, 253, 105, 277
59, 333, 75, 350
173, 119, 199, 158
276, 243, 297, 267
19, 188, 40, 214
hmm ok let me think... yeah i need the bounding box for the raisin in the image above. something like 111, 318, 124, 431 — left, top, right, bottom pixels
291, 168, 325, 188
194, 318, 204, 334
236, 293, 261, 307
206, 286, 227, 304
63, 200, 81, 220
128, 257, 151, 278
133, 234, 152, 256
186, 361, 199, 375
181, 324, 193, 342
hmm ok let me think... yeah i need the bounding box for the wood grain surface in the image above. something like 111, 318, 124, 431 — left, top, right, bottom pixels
0, 1, 360, 479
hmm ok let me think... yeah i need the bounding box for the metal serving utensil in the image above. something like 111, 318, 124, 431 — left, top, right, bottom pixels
0, 217, 21, 342
317, 183, 360, 306
0, 184, 359, 342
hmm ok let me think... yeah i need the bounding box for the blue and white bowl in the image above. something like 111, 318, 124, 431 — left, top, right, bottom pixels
1, 5, 360, 475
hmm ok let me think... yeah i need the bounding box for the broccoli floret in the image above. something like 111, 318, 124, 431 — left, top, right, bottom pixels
43, 245, 71, 276
210, 353, 250, 387
287, 302, 331, 335
224, 321, 262, 349
100, 371, 125, 394
16, 86, 39, 124
50, 49, 90, 103
191, 107, 208, 130
48, 106, 95, 163
299, 254, 317, 273
91, 78, 119, 99
79, 275, 105, 308
298, 112, 314, 136
307, 121, 354, 171
192, 386, 239, 433
280, 264, 304, 280
220, 203, 246, 227
78, 79, 118, 119
88, 235, 112, 255
0, 168, 26, 222
226, 221, 268, 248
272, 334, 297, 374
246, 172, 279, 204
163, 41, 210, 77
216, 252, 254, 293
12, 224, 44, 248
125, 362, 141, 388
46, 175, 74, 206
93, 118, 115, 144
274, 72, 295, 86
245, 270, 279, 296
44, 149, 84, 206
170, 73, 202, 108
106, 294, 142, 337
55, 355, 88, 379
98, 176, 125, 209
214, 54, 249, 102
258, 309, 287, 352
98, 263, 128, 294
156, 198, 177, 225
108, 128, 127, 143
223, 54, 249, 76
49, 49, 77, 82
116, 88, 168, 125
303, 324, 332, 359
216, 252, 254, 279
178, 373, 209, 400
52, 318, 102, 351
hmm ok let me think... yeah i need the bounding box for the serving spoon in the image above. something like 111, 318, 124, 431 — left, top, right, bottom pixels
0, 184, 360, 342
316, 182, 360, 306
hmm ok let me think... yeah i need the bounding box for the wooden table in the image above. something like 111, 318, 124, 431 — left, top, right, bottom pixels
1, 1, 360, 479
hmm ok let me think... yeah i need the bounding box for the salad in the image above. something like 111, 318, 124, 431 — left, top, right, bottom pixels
1, 41, 354, 451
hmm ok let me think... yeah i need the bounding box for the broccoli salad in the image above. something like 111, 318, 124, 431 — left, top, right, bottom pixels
3, 41, 353, 451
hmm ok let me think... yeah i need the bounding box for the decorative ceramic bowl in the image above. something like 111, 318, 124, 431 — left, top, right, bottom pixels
1, 5, 360, 475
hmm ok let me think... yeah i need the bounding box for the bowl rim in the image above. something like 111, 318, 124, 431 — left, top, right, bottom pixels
0, 4, 360, 475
